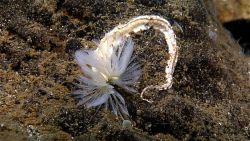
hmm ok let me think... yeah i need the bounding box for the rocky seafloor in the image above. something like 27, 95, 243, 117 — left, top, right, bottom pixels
0, 0, 249, 140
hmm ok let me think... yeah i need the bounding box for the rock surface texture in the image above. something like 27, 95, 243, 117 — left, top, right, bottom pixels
0, 0, 249, 140
212, 0, 250, 22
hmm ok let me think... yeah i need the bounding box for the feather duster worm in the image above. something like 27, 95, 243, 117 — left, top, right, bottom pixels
72, 15, 179, 116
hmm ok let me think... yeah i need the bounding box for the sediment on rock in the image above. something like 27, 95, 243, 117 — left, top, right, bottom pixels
0, 0, 249, 140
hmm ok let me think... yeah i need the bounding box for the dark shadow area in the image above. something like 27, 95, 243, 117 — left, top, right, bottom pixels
223, 19, 250, 56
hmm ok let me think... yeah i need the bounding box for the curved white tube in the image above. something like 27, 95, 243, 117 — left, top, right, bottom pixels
98, 15, 179, 102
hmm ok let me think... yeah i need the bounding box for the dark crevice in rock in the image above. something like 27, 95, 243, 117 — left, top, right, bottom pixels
223, 19, 250, 56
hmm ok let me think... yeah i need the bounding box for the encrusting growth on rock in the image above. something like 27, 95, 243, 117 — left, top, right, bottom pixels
72, 15, 179, 116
